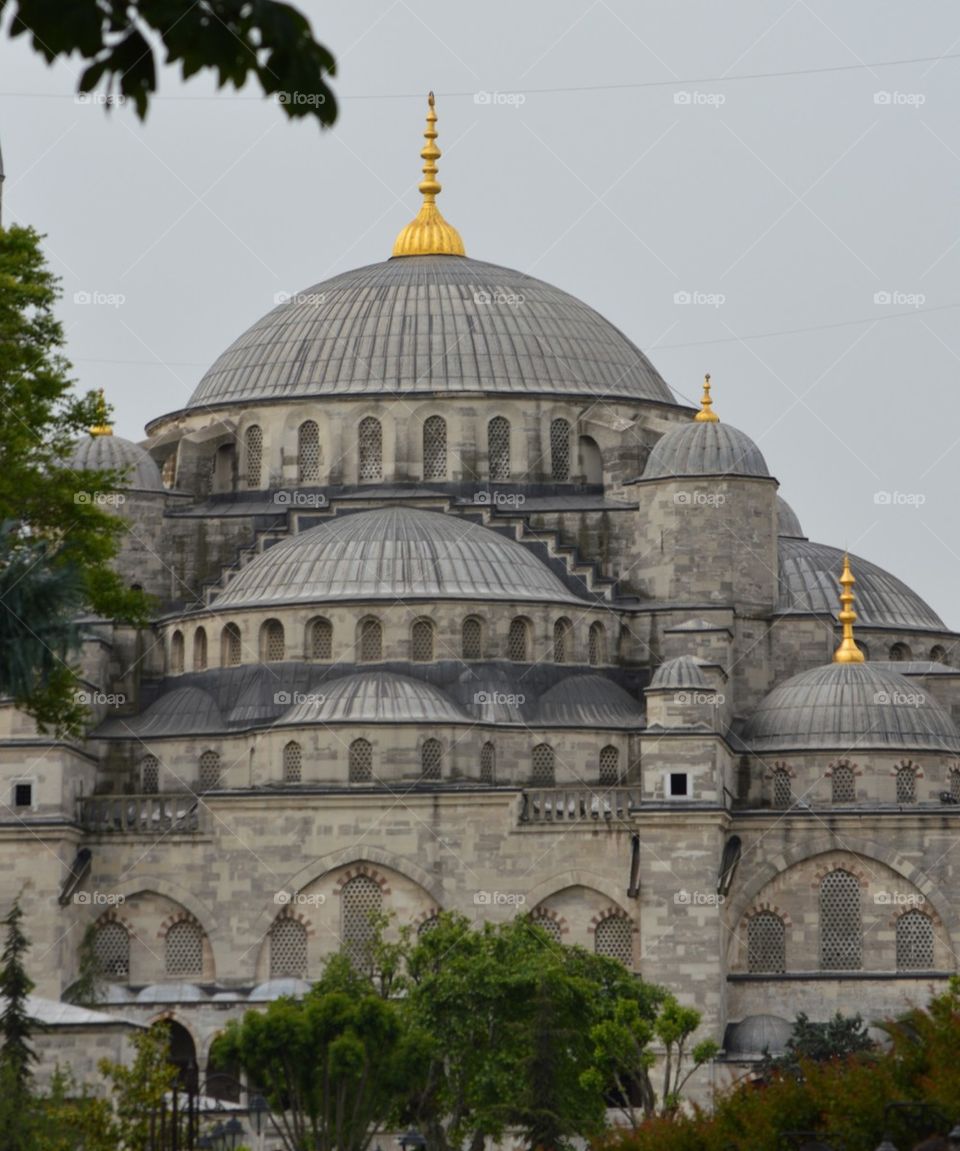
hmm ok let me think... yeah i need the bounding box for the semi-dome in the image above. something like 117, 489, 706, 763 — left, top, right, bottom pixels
215, 506, 584, 608
777, 496, 806, 539
648, 655, 709, 690
537, 674, 643, 727
179, 255, 676, 412
723, 1015, 792, 1056
644, 420, 769, 479
98, 686, 224, 737
742, 662, 960, 754
778, 539, 944, 630
279, 671, 469, 725
68, 431, 164, 492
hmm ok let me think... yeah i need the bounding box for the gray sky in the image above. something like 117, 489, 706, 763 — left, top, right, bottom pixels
2, 1, 959, 627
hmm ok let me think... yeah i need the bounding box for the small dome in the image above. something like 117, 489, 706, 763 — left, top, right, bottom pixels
135, 983, 207, 1004
743, 662, 960, 754
249, 978, 311, 1001
777, 496, 806, 539
649, 655, 709, 690
723, 1014, 792, 1056
644, 420, 769, 479
68, 433, 164, 492
279, 671, 468, 725
778, 539, 944, 630
538, 674, 643, 727
123, 687, 224, 737
96, 984, 136, 1004
457, 667, 529, 724
216, 507, 583, 608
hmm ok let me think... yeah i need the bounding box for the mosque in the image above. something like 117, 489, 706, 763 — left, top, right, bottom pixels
3, 93, 960, 1101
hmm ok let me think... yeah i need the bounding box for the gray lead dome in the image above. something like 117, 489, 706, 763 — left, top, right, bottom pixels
67, 433, 164, 492
644, 419, 770, 479
186, 256, 676, 409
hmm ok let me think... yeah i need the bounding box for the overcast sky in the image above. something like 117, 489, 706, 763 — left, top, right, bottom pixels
1, 1, 958, 628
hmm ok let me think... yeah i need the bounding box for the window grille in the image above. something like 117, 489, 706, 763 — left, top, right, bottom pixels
359, 619, 382, 662
896, 765, 916, 803
222, 625, 242, 667
832, 763, 855, 803
311, 618, 333, 660
349, 739, 373, 783
747, 912, 785, 973
141, 756, 159, 794
599, 745, 620, 786
165, 921, 203, 976
462, 617, 482, 660
488, 417, 510, 480
551, 418, 571, 481
773, 769, 792, 808
263, 620, 285, 662
423, 416, 447, 480
952, 771, 960, 802
421, 739, 442, 780
298, 420, 320, 483
283, 741, 302, 783
553, 618, 572, 663
531, 744, 555, 786
358, 417, 383, 481
896, 910, 934, 970
480, 742, 495, 784
508, 618, 528, 662
588, 623, 606, 666
341, 876, 382, 971
531, 914, 562, 943
820, 869, 862, 970
270, 918, 307, 977
193, 628, 207, 671
198, 751, 221, 791
412, 619, 434, 662
245, 425, 263, 487
94, 922, 129, 978
594, 916, 632, 965
418, 915, 440, 938
170, 631, 184, 674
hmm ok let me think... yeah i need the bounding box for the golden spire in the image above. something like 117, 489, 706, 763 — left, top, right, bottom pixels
833, 553, 865, 664
694, 373, 719, 422
89, 388, 113, 437
392, 92, 466, 258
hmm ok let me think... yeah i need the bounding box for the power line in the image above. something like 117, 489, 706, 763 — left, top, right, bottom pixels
2, 49, 960, 103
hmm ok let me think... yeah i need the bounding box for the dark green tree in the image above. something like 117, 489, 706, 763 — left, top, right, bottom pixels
0, 896, 37, 1151
2, 0, 337, 123
760, 1011, 875, 1078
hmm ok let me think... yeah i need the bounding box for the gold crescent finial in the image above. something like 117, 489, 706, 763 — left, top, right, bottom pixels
89, 388, 113, 437
833, 553, 865, 663
694, 373, 719, 422
392, 91, 466, 258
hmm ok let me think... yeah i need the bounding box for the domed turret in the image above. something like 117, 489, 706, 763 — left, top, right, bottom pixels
68, 392, 164, 492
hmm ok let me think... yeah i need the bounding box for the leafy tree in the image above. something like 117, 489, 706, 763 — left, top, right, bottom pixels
2, 0, 337, 122
0, 224, 148, 733
93, 1024, 185, 1151
760, 1011, 875, 1079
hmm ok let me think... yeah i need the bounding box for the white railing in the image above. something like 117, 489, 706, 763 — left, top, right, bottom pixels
519, 786, 641, 824
79, 794, 203, 834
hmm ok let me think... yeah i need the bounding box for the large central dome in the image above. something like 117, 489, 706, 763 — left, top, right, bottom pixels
185, 256, 676, 410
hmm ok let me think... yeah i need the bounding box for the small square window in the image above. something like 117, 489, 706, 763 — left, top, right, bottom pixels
669, 773, 689, 798
13, 783, 32, 808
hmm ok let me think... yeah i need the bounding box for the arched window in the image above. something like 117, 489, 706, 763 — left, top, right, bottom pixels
588, 622, 606, 666
531, 744, 555, 786
141, 755, 160, 794
952, 770, 960, 803
930, 644, 948, 665
358, 417, 383, 481
488, 416, 511, 480
553, 618, 572, 663
161, 455, 176, 489
349, 738, 373, 783
94, 921, 130, 978
480, 742, 495, 784
170, 630, 184, 674
772, 768, 792, 808
193, 627, 207, 672
820, 869, 862, 970
889, 642, 911, 662
423, 415, 447, 480
198, 750, 221, 792
270, 917, 307, 978
550, 418, 571, 481
358, 618, 382, 663
896, 764, 916, 804
261, 619, 285, 662
508, 617, 529, 662
298, 420, 320, 483
411, 619, 434, 662
594, 916, 632, 965
417, 915, 440, 938
165, 920, 203, 976
309, 618, 333, 661
578, 434, 602, 484
341, 875, 383, 971
283, 741, 302, 783
221, 623, 242, 668
245, 424, 263, 488
747, 912, 786, 973
896, 910, 934, 970
530, 913, 562, 943
462, 617, 482, 660
599, 745, 620, 786
831, 763, 855, 803
421, 738, 442, 780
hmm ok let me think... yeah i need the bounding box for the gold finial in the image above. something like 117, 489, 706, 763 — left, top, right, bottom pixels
833, 553, 865, 664
89, 388, 113, 437
392, 92, 466, 258
694, 373, 719, 422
